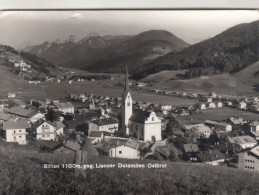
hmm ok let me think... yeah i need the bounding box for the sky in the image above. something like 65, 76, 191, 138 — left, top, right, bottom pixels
0, 10, 258, 49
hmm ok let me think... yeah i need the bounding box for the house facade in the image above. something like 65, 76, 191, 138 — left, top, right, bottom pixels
129, 111, 162, 142
29, 112, 45, 124
54, 102, 74, 114
205, 120, 232, 132
185, 124, 213, 138
88, 118, 119, 134
238, 146, 259, 172
35, 121, 56, 141
109, 140, 140, 159
2, 119, 29, 145
249, 121, 259, 140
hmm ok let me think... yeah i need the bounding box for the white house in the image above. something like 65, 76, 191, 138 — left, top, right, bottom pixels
28, 112, 45, 124
204, 120, 232, 132
7, 93, 16, 98
238, 146, 259, 172
54, 102, 74, 114
228, 136, 257, 149
199, 103, 206, 110
88, 131, 104, 144
34, 121, 56, 141
238, 102, 247, 110
197, 149, 226, 166
185, 123, 213, 138
88, 118, 119, 134
161, 105, 172, 111
249, 121, 259, 140
109, 139, 140, 159
2, 119, 29, 145
207, 102, 216, 108
52, 121, 65, 135
216, 102, 223, 108
207, 98, 213, 103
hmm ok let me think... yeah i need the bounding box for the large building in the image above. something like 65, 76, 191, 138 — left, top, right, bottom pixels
238, 146, 259, 172
2, 119, 29, 145
121, 65, 161, 142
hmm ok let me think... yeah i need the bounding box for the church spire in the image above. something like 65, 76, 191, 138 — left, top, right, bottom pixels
123, 64, 129, 99
125, 64, 129, 93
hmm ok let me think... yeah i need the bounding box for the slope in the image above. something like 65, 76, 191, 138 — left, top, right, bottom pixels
132, 20, 259, 80
143, 61, 259, 96
25, 30, 189, 73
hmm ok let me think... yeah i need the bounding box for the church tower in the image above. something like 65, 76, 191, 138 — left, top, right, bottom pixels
122, 65, 132, 136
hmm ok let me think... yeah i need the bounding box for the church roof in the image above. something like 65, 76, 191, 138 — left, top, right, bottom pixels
129, 110, 151, 123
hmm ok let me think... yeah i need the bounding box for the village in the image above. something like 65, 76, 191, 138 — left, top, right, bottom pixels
0, 64, 259, 173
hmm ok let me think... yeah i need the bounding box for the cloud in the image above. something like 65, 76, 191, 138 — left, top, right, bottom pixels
69, 12, 82, 19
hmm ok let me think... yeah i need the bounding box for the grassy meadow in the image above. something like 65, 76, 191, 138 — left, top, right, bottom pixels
1, 146, 259, 195
177, 107, 259, 125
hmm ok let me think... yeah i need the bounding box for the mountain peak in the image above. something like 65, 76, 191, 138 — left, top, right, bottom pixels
78, 32, 100, 44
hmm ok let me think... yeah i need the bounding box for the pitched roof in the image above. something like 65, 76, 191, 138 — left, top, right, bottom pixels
89, 131, 103, 138
250, 121, 259, 127
26, 111, 43, 118
197, 149, 226, 162
6, 106, 33, 117
250, 146, 259, 157
185, 123, 212, 132
0, 113, 12, 121
205, 120, 230, 127
54, 102, 74, 109
129, 110, 151, 123
81, 138, 99, 157
93, 118, 118, 126
64, 140, 81, 151
229, 117, 243, 125
231, 136, 257, 145
3, 119, 29, 130
154, 146, 171, 158
52, 121, 65, 129
183, 143, 199, 153
125, 139, 140, 150
33, 120, 54, 129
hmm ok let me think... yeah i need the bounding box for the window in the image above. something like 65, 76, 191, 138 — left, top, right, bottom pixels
152, 117, 154, 121
42, 135, 45, 137
119, 151, 122, 154
127, 102, 130, 106
19, 136, 21, 138
19, 130, 21, 132
47, 134, 50, 137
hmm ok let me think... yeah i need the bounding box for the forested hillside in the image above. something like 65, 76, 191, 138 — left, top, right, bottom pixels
132, 20, 259, 80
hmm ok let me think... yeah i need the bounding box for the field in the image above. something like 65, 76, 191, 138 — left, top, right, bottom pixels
1, 146, 259, 195
177, 107, 259, 125
142, 61, 259, 97
0, 66, 197, 106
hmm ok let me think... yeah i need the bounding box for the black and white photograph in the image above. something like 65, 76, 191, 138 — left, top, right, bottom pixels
0, 1, 259, 194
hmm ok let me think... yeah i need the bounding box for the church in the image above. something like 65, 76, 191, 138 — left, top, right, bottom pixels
121, 65, 162, 142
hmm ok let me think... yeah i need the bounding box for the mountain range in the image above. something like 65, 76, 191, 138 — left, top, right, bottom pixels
132, 20, 259, 80
24, 30, 189, 72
